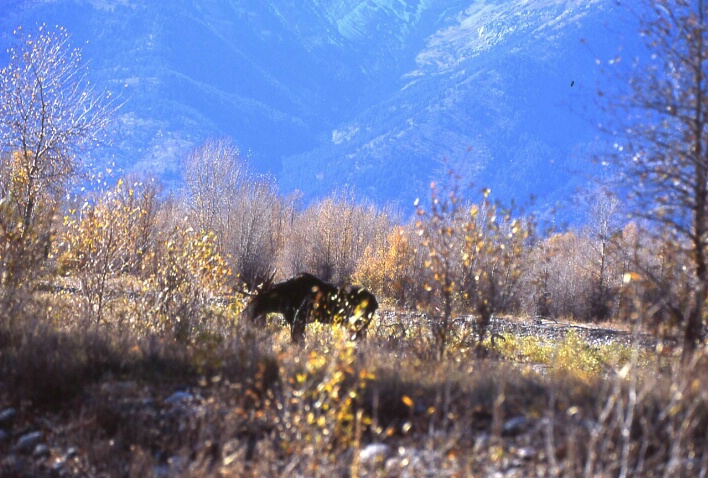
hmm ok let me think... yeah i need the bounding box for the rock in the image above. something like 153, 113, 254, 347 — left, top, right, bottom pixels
385, 448, 440, 478
64, 446, 79, 459
15, 431, 42, 454
165, 391, 194, 404
473, 432, 490, 454
502, 416, 531, 436
358, 443, 393, 467
515, 446, 537, 460
0, 408, 17, 428
51, 459, 65, 474
32, 443, 50, 458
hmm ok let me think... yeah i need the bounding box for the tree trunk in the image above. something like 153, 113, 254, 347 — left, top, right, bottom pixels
684, 0, 707, 362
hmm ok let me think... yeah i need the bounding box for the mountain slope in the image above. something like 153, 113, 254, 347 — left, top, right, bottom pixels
0, 0, 631, 214
282, 0, 622, 211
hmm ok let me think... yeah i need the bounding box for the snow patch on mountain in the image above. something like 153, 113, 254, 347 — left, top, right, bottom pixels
326, 0, 431, 42
86, 0, 133, 11
411, 0, 598, 75
332, 124, 360, 144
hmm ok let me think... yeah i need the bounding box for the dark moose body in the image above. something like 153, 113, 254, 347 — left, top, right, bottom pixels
241, 273, 378, 342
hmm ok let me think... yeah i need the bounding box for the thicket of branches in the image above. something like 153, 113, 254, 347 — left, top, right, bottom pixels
4, 132, 694, 349
0, 15, 705, 358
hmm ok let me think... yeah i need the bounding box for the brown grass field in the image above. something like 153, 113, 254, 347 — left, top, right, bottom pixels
0, 297, 706, 478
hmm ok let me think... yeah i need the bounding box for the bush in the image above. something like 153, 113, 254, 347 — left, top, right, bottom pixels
414, 177, 532, 358
57, 177, 161, 323
353, 224, 427, 309
278, 192, 391, 284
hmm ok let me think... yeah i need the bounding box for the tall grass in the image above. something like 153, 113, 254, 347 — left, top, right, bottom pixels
1, 302, 706, 477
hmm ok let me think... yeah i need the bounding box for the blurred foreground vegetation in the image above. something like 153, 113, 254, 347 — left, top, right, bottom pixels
0, 296, 706, 476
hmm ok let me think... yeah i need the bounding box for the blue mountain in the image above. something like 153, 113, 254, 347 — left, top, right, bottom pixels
0, 0, 637, 217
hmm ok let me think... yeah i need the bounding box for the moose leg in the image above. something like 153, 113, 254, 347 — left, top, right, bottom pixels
290, 314, 306, 343
352, 319, 370, 340
290, 299, 310, 343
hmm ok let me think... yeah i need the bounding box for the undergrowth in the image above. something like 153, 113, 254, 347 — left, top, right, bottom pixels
493, 330, 656, 382
0, 301, 706, 477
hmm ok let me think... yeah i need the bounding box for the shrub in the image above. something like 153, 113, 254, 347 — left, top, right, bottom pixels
142, 226, 232, 341
353, 224, 426, 309
278, 192, 391, 283
414, 176, 532, 358
57, 177, 161, 323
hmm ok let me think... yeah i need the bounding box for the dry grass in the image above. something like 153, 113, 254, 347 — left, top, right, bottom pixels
0, 296, 706, 477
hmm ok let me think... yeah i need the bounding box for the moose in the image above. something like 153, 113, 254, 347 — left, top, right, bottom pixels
240, 273, 378, 342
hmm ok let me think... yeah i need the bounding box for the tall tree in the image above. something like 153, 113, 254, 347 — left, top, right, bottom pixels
609, 1, 707, 359
182, 137, 283, 288
183, 137, 245, 237
0, 24, 118, 234
583, 187, 623, 321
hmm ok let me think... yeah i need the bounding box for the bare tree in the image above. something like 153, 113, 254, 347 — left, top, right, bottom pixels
606, 1, 708, 358
229, 176, 283, 287
183, 137, 245, 237
182, 137, 283, 288
0, 24, 119, 234
581, 188, 624, 321
279, 192, 391, 284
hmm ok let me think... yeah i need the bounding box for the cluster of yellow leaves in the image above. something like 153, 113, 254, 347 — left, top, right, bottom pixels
148, 228, 231, 316
354, 226, 419, 308
55, 176, 232, 336
494, 331, 649, 383
1, 148, 66, 294
289, 338, 374, 451
410, 176, 534, 358
59, 179, 145, 275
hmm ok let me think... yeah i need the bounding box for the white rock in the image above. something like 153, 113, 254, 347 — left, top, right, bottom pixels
165, 391, 193, 404
0, 408, 17, 427
516, 446, 536, 459
16, 431, 42, 454
358, 443, 393, 466
502, 415, 530, 436
33, 443, 50, 458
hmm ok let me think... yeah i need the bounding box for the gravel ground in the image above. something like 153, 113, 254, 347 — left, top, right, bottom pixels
489, 317, 662, 349
376, 310, 667, 350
